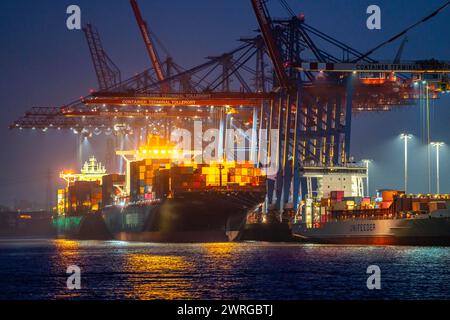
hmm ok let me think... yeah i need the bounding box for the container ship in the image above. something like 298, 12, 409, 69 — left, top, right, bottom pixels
54, 136, 266, 242
292, 190, 450, 245
53, 157, 113, 240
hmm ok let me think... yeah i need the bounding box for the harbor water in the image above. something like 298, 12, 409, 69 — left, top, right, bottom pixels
0, 239, 449, 300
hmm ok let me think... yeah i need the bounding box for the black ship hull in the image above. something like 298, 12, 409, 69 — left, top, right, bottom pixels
102, 190, 265, 242
53, 213, 111, 240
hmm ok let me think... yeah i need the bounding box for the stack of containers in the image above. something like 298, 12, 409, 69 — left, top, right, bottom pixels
153, 169, 170, 199
394, 196, 412, 212
330, 190, 345, 211
171, 165, 195, 189
130, 158, 171, 200
57, 188, 66, 215
130, 159, 267, 196
102, 174, 125, 206
330, 191, 344, 201
228, 162, 264, 187
202, 165, 228, 187
412, 200, 430, 212
192, 168, 206, 189
361, 197, 372, 209
380, 190, 397, 209
129, 160, 143, 201
321, 197, 331, 208
67, 181, 102, 215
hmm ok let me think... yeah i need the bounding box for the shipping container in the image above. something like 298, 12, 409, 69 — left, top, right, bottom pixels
67, 180, 102, 215
330, 191, 344, 201
102, 174, 125, 206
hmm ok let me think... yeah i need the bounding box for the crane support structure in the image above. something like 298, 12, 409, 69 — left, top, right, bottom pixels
251, 0, 306, 214
130, 0, 166, 82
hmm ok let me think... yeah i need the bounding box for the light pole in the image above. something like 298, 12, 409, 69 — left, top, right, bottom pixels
400, 134, 412, 193
431, 142, 444, 194
425, 82, 431, 193
362, 159, 372, 197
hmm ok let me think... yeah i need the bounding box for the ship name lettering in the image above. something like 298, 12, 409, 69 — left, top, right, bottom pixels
350, 223, 376, 232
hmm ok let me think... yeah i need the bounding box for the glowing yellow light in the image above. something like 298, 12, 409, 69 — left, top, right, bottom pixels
161, 150, 167, 154
153, 150, 159, 154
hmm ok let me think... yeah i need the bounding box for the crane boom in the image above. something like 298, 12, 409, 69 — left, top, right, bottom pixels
83, 24, 121, 90
250, 0, 290, 89
130, 0, 165, 82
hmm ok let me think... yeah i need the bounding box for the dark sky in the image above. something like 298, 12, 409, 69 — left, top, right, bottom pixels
1, 0, 449, 208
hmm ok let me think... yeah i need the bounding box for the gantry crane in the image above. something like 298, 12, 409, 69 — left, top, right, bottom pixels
249, 0, 450, 213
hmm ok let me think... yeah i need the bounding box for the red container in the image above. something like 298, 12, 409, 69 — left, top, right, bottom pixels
330, 191, 344, 201
144, 193, 153, 200
193, 182, 204, 188
380, 201, 392, 209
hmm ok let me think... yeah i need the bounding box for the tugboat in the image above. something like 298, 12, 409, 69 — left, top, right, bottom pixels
233, 204, 294, 242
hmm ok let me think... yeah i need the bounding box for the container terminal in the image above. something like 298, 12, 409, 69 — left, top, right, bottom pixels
7, 0, 450, 244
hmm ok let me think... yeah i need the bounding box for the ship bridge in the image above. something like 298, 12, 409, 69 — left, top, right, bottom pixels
300, 163, 367, 200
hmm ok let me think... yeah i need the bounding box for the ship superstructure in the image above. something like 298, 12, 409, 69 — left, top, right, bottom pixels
57, 157, 108, 215
59, 157, 107, 187
300, 163, 367, 200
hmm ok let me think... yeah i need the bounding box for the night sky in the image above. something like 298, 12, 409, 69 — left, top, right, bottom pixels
1, 0, 449, 208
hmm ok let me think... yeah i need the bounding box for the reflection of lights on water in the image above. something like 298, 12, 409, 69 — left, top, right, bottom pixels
127, 254, 191, 272
52, 239, 83, 300
201, 243, 238, 260
125, 254, 194, 300
53, 240, 81, 272
107, 240, 130, 247
54, 239, 81, 258
54, 239, 80, 250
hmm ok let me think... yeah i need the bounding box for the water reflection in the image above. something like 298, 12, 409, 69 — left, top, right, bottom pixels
201, 243, 238, 258
124, 253, 194, 300
54, 239, 80, 252
52, 240, 82, 299
1, 240, 449, 300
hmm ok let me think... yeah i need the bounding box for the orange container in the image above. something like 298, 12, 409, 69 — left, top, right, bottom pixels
382, 191, 397, 202
379, 201, 392, 209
